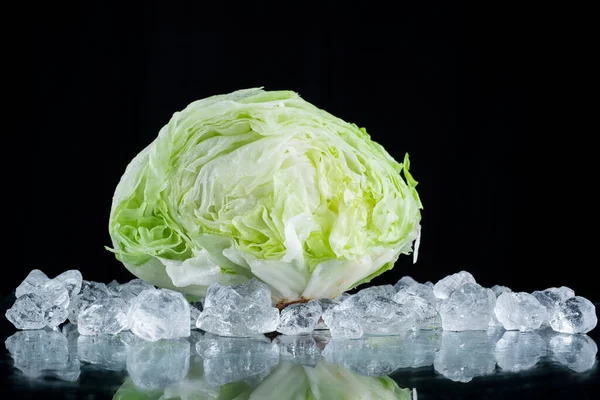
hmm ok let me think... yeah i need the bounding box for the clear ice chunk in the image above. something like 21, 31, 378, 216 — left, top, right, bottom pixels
68, 281, 111, 324
548, 296, 597, 334
494, 292, 547, 331
424, 281, 434, 289
78, 296, 129, 336
274, 334, 323, 367
196, 333, 279, 386
433, 270, 476, 299
336, 293, 351, 302
5, 329, 80, 381
315, 298, 340, 330
54, 270, 83, 299
277, 300, 322, 335
393, 276, 419, 292
127, 338, 191, 390
43, 305, 69, 328
532, 286, 575, 324
434, 331, 497, 382
6, 295, 45, 330
322, 307, 364, 339
197, 280, 279, 337
117, 279, 155, 303
393, 281, 440, 330
439, 283, 495, 331
356, 284, 396, 300
77, 334, 128, 370
228, 278, 272, 307
494, 331, 547, 372
107, 279, 121, 296
338, 294, 416, 335
491, 284, 512, 297
547, 332, 598, 372
15, 269, 49, 298
129, 288, 190, 341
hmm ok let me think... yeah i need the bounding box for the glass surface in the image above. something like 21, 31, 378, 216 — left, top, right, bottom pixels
1, 296, 598, 399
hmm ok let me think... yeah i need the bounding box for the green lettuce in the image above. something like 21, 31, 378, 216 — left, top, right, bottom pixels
108, 88, 422, 302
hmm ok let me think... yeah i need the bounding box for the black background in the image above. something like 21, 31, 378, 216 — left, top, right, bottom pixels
10, 4, 595, 302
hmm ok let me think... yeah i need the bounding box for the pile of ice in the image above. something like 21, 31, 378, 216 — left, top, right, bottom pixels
4, 269, 598, 341
5, 270, 199, 342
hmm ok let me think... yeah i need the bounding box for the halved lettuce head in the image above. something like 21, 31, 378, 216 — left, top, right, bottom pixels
108, 88, 422, 302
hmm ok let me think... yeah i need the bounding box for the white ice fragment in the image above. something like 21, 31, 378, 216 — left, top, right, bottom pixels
439, 283, 495, 331
277, 300, 322, 335
548, 296, 597, 334
433, 271, 476, 300
129, 288, 191, 341
197, 279, 279, 337
494, 292, 547, 332
78, 297, 129, 336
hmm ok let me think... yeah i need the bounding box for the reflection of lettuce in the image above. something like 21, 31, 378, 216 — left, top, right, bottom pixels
113, 359, 412, 400
108, 88, 422, 302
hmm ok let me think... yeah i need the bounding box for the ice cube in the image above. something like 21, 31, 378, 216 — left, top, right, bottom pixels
54, 270, 83, 299
548, 296, 597, 334
424, 281, 434, 289
494, 331, 547, 372
77, 334, 128, 371
274, 334, 323, 367
491, 285, 512, 297
196, 333, 279, 386
532, 286, 575, 324
127, 338, 191, 390
78, 296, 129, 336
6, 295, 45, 330
277, 300, 322, 335
106, 280, 121, 296
5, 329, 80, 381
494, 292, 547, 332
118, 279, 155, 303
335, 293, 351, 302
356, 284, 396, 300
229, 278, 272, 307
393, 281, 440, 330
129, 289, 190, 341
547, 332, 598, 372
433, 331, 497, 382
197, 281, 279, 337
339, 295, 415, 335
433, 271, 476, 300
322, 307, 364, 339
68, 281, 111, 324
439, 283, 495, 331
15, 269, 49, 298
315, 298, 340, 330
393, 276, 419, 292
43, 305, 70, 328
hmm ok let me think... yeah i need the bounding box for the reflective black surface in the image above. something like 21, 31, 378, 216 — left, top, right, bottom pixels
1, 296, 598, 399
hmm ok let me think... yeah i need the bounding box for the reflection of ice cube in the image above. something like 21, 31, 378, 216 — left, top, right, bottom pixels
547, 332, 598, 373
323, 331, 441, 376
274, 334, 323, 367
195, 333, 279, 387
494, 331, 547, 372
77, 334, 128, 371
5, 329, 80, 381
126, 339, 190, 390
434, 331, 497, 382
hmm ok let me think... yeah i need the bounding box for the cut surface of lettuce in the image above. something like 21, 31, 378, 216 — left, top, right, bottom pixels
108, 88, 422, 302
